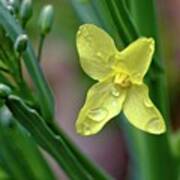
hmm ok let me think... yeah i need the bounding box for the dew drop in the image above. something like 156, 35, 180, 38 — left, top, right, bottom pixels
114, 54, 121, 60
77, 123, 92, 136
146, 118, 163, 133
143, 98, 153, 108
96, 52, 103, 58
77, 30, 82, 37
111, 100, 117, 107
111, 87, 120, 97
88, 108, 108, 122
82, 123, 91, 135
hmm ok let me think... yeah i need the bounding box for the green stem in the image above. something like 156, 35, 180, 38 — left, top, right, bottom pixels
171, 131, 180, 160
0, 107, 55, 180
0, 166, 8, 179
123, 1, 177, 180
17, 55, 23, 84
38, 35, 45, 62
0, 67, 10, 73
49, 122, 112, 180
104, 0, 131, 45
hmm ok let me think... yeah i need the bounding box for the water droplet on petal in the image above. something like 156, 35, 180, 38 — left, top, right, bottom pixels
96, 52, 103, 58
88, 108, 108, 122
77, 30, 82, 37
82, 123, 91, 135
111, 100, 117, 107
111, 87, 120, 97
114, 54, 120, 60
146, 118, 163, 134
144, 98, 153, 108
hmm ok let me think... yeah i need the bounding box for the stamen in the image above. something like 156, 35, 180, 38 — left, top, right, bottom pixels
114, 73, 131, 88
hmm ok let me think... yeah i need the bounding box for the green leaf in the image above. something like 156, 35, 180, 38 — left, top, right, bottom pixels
70, 0, 101, 25
5, 95, 110, 179
50, 124, 112, 180
0, 106, 55, 180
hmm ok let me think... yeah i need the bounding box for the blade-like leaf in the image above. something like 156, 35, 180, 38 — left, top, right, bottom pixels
0, 106, 55, 180
6, 95, 110, 179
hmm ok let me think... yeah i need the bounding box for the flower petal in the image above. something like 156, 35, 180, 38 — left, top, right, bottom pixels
114, 38, 155, 84
76, 24, 117, 81
123, 84, 166, 134
76, 78, 127, 136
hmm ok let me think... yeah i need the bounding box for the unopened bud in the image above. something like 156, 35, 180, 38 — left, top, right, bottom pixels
1, 0, 19, 14
14, 34, 28, 54
20, 0, 33, 27
10, 0, 20, 13
6, 5, 15, 14
39, 5, 54, 35
0, 84, 12, 99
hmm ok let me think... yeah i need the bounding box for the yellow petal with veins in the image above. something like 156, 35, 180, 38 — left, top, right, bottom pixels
123, 84, 166, 134
113, 38, 155, 84
76, 78, 126, 136
76, 24, 117, 81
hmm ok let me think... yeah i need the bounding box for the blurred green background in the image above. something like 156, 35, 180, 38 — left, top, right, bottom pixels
27, 0, 180, 179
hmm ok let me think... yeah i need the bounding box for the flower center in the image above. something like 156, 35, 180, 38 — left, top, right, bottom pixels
113, 73, 131, 88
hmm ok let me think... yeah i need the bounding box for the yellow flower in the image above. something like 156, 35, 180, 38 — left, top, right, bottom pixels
75, 24, 166, 136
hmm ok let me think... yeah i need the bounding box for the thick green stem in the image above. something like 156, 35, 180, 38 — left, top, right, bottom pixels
123, 0, 177, 180
49, 122, 112, 180
38, 35, 45, 62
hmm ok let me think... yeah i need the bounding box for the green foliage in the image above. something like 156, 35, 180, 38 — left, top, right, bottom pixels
0, 106, 55, 180
0, 1, 110, 179
0, 0, 179, 179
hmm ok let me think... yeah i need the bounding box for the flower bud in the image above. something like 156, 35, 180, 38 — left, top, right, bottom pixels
1, 0, 19, 14
14, 34, 28, 54
10, 0, 20, 13
39, 5, 54, 35
20, 0, 33, 27
0, 84, 12, 98
6, 5, 15, 15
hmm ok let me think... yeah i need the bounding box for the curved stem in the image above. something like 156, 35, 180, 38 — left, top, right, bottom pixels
49, 122, 112, 180
38, 35, 45, 62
